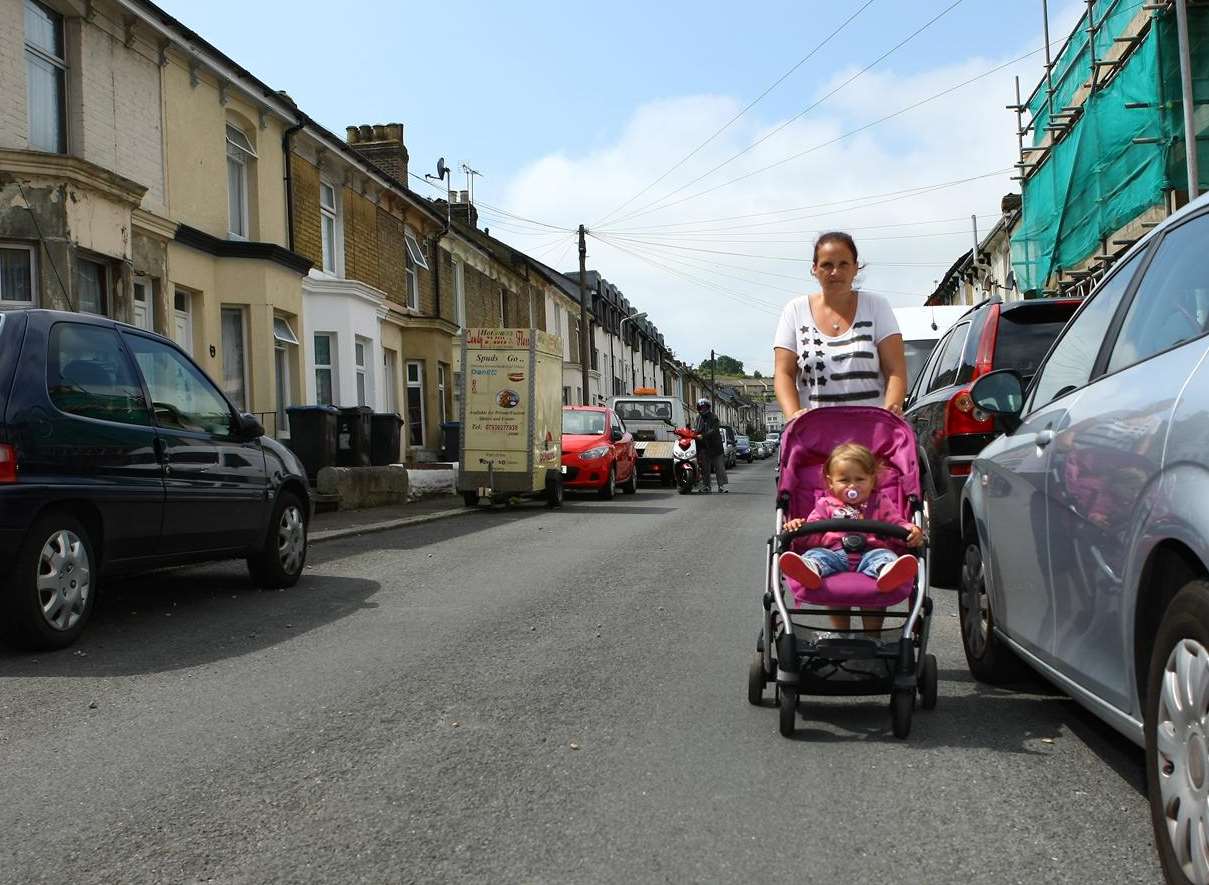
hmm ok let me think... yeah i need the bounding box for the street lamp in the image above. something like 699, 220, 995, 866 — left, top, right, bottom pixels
619, 311, 647, 394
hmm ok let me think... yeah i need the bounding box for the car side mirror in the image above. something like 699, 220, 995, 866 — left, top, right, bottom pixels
612, 428, 624, 442
235, 412, 265, 440
971, 369, 1024, 417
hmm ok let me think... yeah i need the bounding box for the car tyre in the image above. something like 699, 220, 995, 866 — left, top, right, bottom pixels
620, 465, 638, 495
599, 465, 616, 500
924, 487, 962, 588
778, 686, 797, 737
747, 653, 766, 706
247, 491, 307, 589
1146, 580, 1209, 885
463, 491, 479, 508
958, 534, 1024, 684
1, 510, 97, 650
920, 653, 938, 711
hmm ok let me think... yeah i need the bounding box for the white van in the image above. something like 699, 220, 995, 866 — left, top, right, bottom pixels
893, 306, 969, 391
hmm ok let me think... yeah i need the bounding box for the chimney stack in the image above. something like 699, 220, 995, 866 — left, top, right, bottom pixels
345, 122, 408, 184
450, 189, 478, 228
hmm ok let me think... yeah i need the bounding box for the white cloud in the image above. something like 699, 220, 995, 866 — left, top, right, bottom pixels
487, 36, 1066, 376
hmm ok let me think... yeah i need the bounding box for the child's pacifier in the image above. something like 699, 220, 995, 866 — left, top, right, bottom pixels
845, 488, 860, 501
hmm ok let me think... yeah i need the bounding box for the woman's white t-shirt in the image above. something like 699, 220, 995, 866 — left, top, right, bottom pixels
773, 291, 901, 410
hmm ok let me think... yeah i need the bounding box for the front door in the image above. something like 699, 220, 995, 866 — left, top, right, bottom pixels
122, 331, 268, 555
133, 277, 153, 331
173, 290, 192, 354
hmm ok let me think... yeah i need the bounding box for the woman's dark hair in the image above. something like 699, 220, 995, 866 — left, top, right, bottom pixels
812, 231, 859, 266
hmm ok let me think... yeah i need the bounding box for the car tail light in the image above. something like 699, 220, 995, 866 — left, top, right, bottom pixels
971, 304, 1000, 380
0, 444, 16, 483
945, 388, 994, 439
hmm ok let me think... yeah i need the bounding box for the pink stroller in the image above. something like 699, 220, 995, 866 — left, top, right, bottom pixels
747, 406, 937, 739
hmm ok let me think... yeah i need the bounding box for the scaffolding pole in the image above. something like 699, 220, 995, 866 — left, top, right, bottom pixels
1175, 0, 1201, 199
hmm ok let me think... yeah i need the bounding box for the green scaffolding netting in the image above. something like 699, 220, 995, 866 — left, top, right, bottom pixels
1012, 4, 1209, 294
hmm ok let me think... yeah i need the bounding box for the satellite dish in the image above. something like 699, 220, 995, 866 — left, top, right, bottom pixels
436, 157, 448, 180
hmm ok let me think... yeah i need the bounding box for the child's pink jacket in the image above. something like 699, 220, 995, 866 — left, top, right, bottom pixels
799, 494, 910, 555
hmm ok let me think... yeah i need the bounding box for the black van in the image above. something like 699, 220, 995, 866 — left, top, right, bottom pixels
0, 310, 311, 650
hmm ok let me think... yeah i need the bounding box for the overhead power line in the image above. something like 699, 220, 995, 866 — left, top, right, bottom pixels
599, 44, 1049, 228
601, 0, 968, 229
590, 0, 879, 229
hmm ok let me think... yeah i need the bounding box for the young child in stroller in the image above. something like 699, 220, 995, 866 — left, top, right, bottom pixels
779, 441, 923, 631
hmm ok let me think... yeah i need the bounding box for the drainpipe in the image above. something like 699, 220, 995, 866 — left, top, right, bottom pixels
282, 114, 306, 253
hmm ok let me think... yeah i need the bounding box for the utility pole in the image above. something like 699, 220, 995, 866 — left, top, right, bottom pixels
577, 224, 591, 405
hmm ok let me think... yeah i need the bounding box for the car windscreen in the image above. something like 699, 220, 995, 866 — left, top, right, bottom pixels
993, 306, 1079, 380
612, 400, 673, 422
903, 338, 937, 390
562, 411, 605, 435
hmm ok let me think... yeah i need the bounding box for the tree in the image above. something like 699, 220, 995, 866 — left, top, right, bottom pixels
752, 370, 763, 379
700, 354, 745, 376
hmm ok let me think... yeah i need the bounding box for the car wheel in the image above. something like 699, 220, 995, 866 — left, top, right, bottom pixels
958, 534, 1023, 684
463, 491, 479, 508
621, 465, 638, 495
1146, 580, 1209, 885
599, 465, 616, 499
247, 491, 307, 589
924, 487, 962, 588
0, 511, 98, 650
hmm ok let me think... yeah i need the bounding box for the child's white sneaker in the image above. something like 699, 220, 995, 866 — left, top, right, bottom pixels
876, 555, 918, 592
779, 552, 822, 590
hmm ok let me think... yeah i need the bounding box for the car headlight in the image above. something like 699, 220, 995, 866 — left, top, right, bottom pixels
579, 446, 610, 460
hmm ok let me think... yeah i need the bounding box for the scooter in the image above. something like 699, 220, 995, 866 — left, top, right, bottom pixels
672, 427, 700, 495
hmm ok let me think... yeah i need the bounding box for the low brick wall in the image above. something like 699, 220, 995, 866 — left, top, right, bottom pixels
317, 465, 410, 510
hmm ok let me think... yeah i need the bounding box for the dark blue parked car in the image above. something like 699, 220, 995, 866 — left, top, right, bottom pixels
735, 434, 753, 463
0, 310, 311, 650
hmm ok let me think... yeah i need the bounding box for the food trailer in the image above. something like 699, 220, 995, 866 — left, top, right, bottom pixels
458, 328, 565, 508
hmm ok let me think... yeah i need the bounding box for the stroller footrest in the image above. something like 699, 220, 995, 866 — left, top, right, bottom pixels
813, 637, 879, 659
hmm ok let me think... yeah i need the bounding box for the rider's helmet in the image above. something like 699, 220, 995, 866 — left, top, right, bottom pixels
696, 398, 711, 412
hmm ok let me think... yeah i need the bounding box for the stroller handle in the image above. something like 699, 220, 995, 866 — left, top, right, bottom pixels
777, 518, 910, 547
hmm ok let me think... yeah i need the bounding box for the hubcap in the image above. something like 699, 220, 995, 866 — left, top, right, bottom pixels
277, 506, 305, 575
1156, 638, 1209, 884
36, 530, 91, 632
959, 543, 989, 658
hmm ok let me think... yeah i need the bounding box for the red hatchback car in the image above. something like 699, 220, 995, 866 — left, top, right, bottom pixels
561, 406, 638, 498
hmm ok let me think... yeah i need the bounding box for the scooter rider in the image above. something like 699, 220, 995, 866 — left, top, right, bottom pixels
694, 398, 728, 494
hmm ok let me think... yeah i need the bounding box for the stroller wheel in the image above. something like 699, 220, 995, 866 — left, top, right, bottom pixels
747, 653, 766, 706
920, 653, 938, 711
890, 688, 914, 739
778, 687, 797, 737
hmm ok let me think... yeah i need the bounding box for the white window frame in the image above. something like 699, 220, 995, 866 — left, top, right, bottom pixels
406, 360, 425, 447
172, 288, 193, 354
452, 257, 466, 328
404, 227, 426, 311
0, 242, 38, 310
319, 179, 343, 276
132, 275, 154, 330
77, 256, 109, 317
354, 337, 370, 407
225, 124, 256, 241
25, 0, 67, 154
314, 332, 335, 406
220, 305, 251, 411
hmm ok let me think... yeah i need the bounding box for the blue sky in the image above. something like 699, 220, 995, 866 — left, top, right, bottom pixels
158, 0, 1084, 373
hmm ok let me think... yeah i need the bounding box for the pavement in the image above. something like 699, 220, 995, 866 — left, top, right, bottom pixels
309, 496, 468, 543
0, 460, 1161, 884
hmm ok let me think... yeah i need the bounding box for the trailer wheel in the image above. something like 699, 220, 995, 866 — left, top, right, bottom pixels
545, 473, 564, 509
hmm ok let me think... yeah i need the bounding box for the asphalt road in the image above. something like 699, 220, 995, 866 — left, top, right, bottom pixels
0, 460, 1160, 884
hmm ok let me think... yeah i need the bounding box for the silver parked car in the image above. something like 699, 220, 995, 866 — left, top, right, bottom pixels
960, 192, 1209, 885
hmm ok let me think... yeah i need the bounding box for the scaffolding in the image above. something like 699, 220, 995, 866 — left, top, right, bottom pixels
1010, 0, 1209, 295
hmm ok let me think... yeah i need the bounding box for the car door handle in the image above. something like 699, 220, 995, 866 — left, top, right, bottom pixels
1036, 429, 1054, 448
